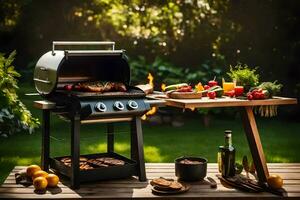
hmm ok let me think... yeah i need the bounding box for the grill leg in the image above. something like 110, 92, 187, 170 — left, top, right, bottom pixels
41, 110, 50, 171
131, 117, 147, 181
107, 123, 114, 153
71, 114, 80, 189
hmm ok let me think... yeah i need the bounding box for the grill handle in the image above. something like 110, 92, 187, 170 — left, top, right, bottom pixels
52, 41, 115, 55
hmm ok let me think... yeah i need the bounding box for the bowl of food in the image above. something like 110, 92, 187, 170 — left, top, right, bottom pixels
175, 156, 207, 181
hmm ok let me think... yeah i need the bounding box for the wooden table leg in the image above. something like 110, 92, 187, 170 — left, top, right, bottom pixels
41, 110, 50, 171
240, 106, 269, 183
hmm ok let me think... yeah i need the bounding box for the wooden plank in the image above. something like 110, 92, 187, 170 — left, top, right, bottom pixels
147, 95, 297, 109
33, 100, 56, 110
1, 164, 300, 199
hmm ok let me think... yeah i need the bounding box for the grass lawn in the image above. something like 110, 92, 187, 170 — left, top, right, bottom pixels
1, 84, 299, 183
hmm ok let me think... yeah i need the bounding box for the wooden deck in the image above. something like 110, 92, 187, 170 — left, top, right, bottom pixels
1, 163, 300, 199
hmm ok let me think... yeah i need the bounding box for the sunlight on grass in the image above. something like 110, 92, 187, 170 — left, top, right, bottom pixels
0, 156, 40, 166
87, 142, 130, 153
144, 146, 165, 162
86, 143, 165, 162
267, 155, 290, 163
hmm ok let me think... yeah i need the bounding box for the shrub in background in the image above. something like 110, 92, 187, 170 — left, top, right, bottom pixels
129, 56, 223, 88
0, 51, 39, 137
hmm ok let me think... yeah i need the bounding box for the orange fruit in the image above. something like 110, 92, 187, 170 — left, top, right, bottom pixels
267, 174, 283, 189
33, 177, 48, 190
26, 165, 41, 177
32, 170, 48, 180
46, 174, 59, 187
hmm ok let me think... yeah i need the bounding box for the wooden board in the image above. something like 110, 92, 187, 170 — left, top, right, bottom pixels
1, 163, 300, 199
147, 95, 297, 109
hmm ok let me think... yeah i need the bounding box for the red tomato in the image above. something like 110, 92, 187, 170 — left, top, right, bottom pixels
247, 94, 253, 100
208, 91, 216, 99
208, 80, 218, 87
225, 90, 235, 98
204, 85, 210, 90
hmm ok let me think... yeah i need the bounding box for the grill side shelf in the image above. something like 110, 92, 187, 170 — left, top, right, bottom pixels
34, 100, 56, 110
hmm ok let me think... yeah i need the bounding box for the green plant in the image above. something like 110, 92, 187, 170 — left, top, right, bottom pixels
227, 64, 260, 89
0, 51, 39, 137
130, 56, 223, 89
258, 81, 283, 97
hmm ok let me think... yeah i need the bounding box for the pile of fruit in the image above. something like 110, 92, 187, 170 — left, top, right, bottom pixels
18, 165, 60, 191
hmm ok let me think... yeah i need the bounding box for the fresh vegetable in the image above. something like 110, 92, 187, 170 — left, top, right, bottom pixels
212, 88, 224, 98
267, 174, 283, 189
227, 64, 260, 90
208, 77, 218, 87
164, 83, 189, 92
176, 85, 193, 92
202, 85, 224, 98
208, 91, 216, 99
257, 81, 282, 97
247, 89, 269, 100
247, 94, 253, 100
254, 105, 279, 117
225, 90, 235, 98
204, 85, 210, 90
195, 82, 204, 92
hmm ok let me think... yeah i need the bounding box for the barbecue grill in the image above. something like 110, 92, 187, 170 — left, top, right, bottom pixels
33, 41, 163, 189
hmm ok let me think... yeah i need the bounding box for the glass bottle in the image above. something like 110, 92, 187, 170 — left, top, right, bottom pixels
218, 130, 236, 177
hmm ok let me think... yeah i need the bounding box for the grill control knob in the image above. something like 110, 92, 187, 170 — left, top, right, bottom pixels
113, 101, 125, 111
95, 102, 107, 112
127, 100, 138, 110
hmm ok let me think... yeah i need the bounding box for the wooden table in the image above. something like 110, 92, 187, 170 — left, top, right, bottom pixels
147, 95, 297, 184
1, 164, 300, 199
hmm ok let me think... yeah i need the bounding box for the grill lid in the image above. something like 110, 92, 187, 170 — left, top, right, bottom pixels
34, 41, 130, 96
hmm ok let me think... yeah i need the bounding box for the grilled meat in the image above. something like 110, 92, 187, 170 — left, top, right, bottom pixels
64, 81, 127, 93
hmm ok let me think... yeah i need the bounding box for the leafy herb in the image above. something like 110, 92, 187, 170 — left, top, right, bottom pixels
227, 64, 260, 89
0, 51, 39, 137
258, 81, 282, 97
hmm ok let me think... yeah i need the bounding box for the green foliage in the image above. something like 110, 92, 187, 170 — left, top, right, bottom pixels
0, 51, 39, 137
258, 81, 283, 97
227, 64, 260, 88
129, 56, 223, 89
75, 0, 231, 56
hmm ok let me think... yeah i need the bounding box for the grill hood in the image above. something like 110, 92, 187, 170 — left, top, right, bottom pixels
34, 41, 130, 96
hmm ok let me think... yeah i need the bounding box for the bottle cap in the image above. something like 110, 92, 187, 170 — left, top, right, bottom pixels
224, 130, 232, 137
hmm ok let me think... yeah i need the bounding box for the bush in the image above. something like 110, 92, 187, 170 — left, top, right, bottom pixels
0, 51, 39, 137
129, 56, 223, 89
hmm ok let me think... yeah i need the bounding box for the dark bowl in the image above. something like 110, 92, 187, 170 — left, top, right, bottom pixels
175, 156, 208, 181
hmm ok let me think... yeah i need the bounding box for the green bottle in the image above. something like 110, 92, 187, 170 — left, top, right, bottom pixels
218, 130, 236, 177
